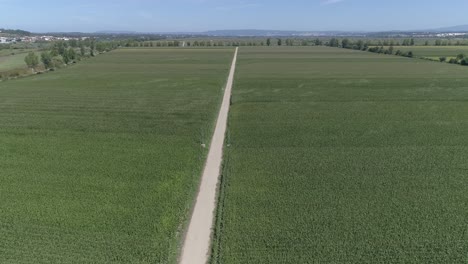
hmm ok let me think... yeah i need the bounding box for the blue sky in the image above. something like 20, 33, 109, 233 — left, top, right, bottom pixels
1, 0, 468, 33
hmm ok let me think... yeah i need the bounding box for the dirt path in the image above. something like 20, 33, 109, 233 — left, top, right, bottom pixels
179, 47, 238, 264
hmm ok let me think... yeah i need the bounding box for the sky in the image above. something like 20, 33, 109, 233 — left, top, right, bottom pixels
1, 0, 468, 33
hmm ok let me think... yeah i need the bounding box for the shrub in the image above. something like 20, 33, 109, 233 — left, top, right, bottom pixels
439, 57, 447, 62
456, 53, 465, 60
9, 71, 20, 78
41, 51, 54, 69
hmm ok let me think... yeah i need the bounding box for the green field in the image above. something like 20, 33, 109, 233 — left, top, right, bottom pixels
213, 46, 468, 263
391, 46, 468, 59
0, 49, 32, 57
0, 48, 233, 263
0, 51, 41, 71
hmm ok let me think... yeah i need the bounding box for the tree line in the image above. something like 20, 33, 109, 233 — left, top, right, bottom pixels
24, 39, 120, 72
324, 38, 468, 66
328, 38, 415, 58
118, 37, 468, 49
125, 38, 320, 47
439, 54, 468, 65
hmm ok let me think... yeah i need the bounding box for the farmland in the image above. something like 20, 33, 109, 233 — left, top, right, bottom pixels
0, 51, 41, 72
0, 48, 233, 263
0, 45, 39, 56
213, 46, 468, 263
0, 48, 36, 57
387, 46, 468, 59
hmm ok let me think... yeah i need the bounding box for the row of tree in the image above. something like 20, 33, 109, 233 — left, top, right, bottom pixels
125, 40, 181, 47
367, 46, 414, 57
440, 54, 468, 65
25, 39, 120, 72
325, 38, 415, 58
125, 38, 328, 48
326, 38, 468, 66
119, 37, 468, 49
434, 39, 466, 46
24, 47, 79, 71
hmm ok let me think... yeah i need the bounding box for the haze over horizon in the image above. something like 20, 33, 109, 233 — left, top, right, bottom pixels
2, 0, 468, 33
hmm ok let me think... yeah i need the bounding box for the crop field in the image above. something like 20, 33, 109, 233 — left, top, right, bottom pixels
0, 48, 233, 263
212, 46, 468, 263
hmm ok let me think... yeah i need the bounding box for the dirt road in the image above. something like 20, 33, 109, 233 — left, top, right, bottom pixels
179, 47, 239, 264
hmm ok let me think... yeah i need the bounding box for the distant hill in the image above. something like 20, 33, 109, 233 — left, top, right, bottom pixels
0, 28, 31, 36
201, 29, 355, 37
95, 30, 138, 34
17, 25, 468, 38
88, 29, 361, 37
203, 29, 303, 36
431, 25, 468, 32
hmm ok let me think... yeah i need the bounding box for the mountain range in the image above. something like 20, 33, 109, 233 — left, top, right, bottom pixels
429, 24, 468, 32
96, 25, 468, 37
4, 25, 468, 37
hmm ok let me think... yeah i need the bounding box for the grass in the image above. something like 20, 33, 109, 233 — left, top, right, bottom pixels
0, 48, 33, 56
388, 46, 468, 59
212, 46, 468, 263
0, 47, 234, 263
0, 51, 41, 71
